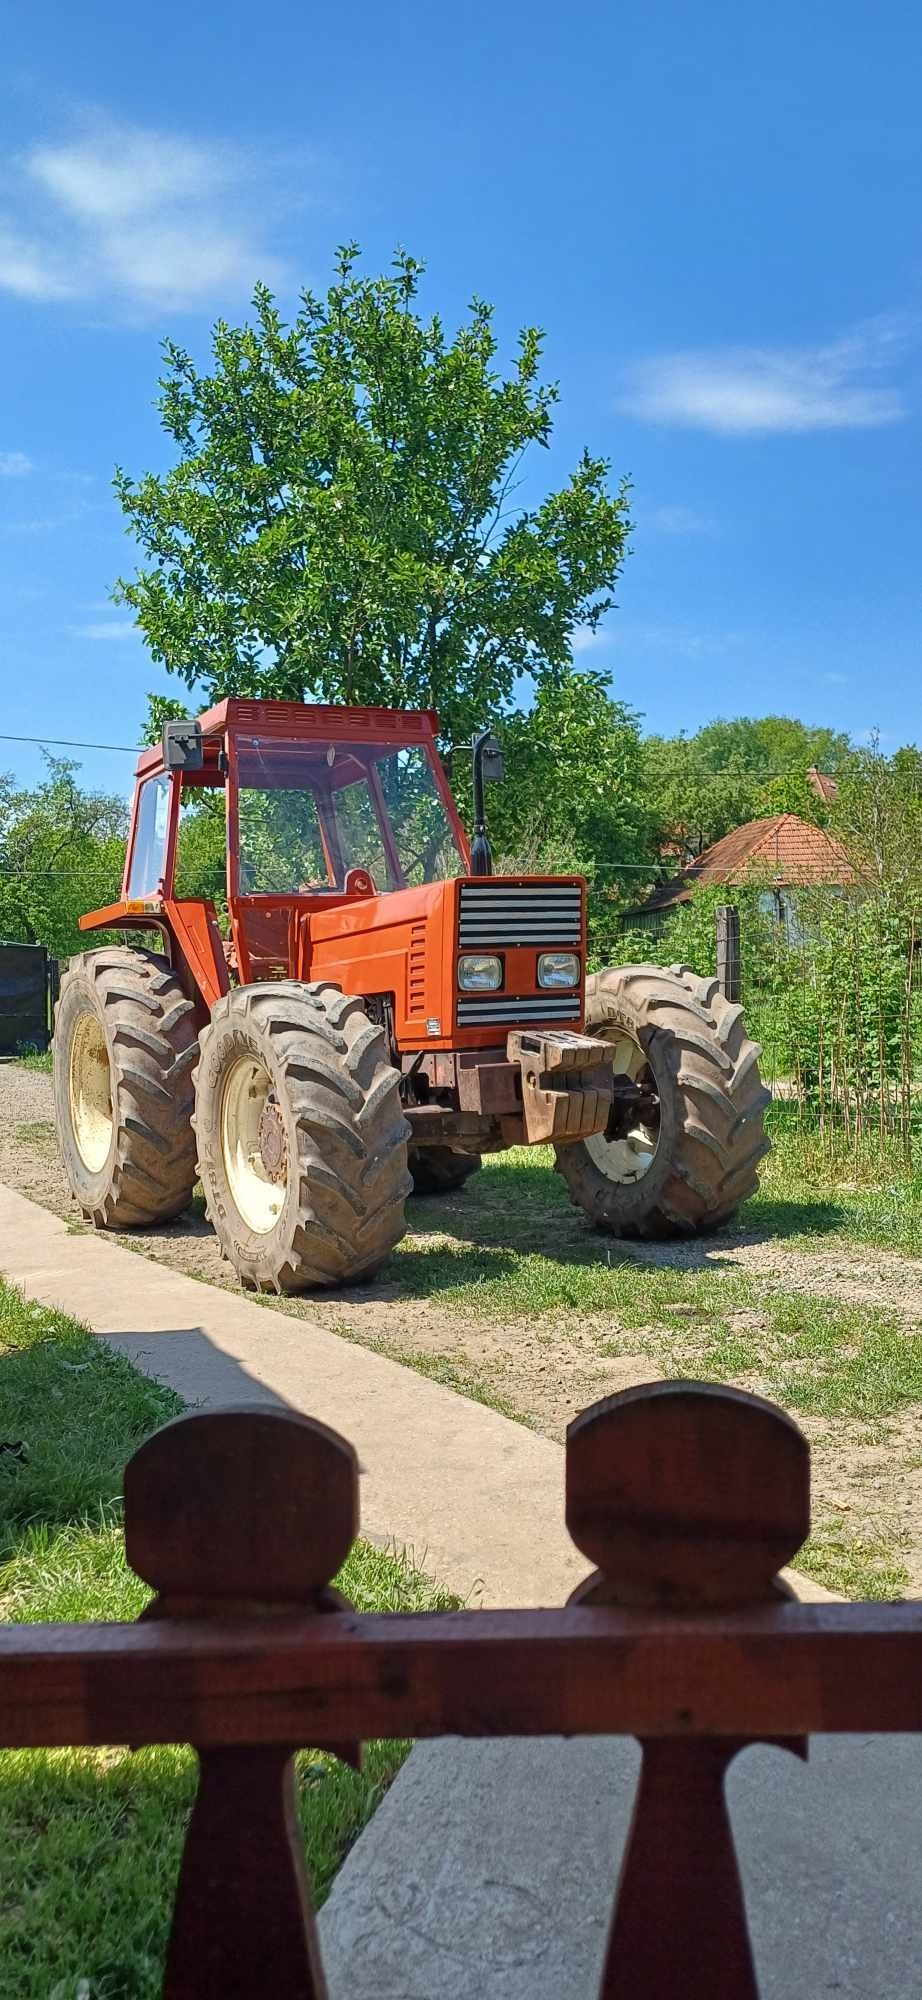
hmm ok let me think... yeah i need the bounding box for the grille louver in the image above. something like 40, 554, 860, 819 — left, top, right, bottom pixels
458, 883, 582, 948
457, 994, 581, 1025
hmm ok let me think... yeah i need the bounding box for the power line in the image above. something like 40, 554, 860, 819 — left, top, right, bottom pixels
0, 860, 670, 878
0, 732, 139, 754
0, 726, 870, 780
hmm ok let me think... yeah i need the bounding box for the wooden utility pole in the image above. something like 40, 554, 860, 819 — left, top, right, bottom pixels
716, 904, 741, 1003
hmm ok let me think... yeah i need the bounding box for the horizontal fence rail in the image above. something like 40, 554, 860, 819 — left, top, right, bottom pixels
3, 1605, 922, 1748
2, 1381, 920, 1999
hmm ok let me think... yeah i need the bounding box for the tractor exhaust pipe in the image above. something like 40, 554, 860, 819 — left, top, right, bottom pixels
470, 727, 504, 877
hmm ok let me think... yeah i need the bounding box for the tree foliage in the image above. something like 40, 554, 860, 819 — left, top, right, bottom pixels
627, 740, 922, 1156
482, 670, 653, 960
116, 246, 631, 752
642, 714, 852, 859
0, 760, 127, 959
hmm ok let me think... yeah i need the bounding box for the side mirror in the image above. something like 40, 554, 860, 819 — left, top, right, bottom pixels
481, 736, 504, 782
162, 719, 204, 772
470, 727, 504, 878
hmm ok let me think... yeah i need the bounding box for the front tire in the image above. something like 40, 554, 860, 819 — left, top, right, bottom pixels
54, 947, 198, 1227
554, 963, 770, 1238
193, 982, 411, 1292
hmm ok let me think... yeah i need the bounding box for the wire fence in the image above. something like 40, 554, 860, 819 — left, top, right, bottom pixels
618, 879, 922, 1170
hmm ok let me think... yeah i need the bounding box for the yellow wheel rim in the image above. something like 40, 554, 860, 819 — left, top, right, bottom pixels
584, 1028, 661, 1186
220, 1054, 288, 1234
69, 1012, 114, 1174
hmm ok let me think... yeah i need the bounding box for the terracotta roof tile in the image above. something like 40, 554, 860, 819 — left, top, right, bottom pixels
806, 765, 839, 804
638, 814, 851, 913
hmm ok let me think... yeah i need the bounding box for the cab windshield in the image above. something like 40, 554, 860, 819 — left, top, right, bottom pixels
234, 737, 465, 895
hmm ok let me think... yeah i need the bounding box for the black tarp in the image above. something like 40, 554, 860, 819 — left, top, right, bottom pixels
0, 941, 50, 1054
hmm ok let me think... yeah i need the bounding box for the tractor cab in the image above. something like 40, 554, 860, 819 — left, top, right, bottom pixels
112, 699, 469, 1000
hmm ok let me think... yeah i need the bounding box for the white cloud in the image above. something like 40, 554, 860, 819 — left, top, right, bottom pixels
2, 495, 108, 536
622, 622, 747, 659
73, 621, 139, 642
822, 671, 850, 686
570, 623, 611, 654
0, 223, 74, 301
650, 503, 717, 536
0, 451, 32, 476
28, 128, 229, 225
619, 315, 911, 436
0, 116, 292, 313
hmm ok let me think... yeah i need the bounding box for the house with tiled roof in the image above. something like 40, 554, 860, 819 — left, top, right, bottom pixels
631, 813, 852, 932
806, 764, 839, 806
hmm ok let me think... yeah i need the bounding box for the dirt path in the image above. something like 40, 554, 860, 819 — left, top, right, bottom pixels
4, 1060, 922, 1591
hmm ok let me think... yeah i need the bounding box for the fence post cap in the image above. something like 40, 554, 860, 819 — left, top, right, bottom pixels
566, 1380, 809, 1608
124, 1405, 358, 1604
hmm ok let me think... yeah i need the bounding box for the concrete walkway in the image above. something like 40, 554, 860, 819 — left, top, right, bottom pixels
0, 1183, 831, 1607
319, 1735, 921, 1999
0, 1183, 591, 1608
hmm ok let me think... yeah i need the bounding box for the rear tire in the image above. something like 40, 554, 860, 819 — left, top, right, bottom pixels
554, 963, 770, 1238
409, 1147, 481, 1196
53, 947, 198, 1227
193, 982, 411, 1293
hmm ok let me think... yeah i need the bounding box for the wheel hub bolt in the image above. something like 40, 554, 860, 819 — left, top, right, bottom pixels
258, 1102, 288, 1181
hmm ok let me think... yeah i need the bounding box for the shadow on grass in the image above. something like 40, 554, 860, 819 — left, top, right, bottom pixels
397, 1152, 853, 1281
77, 1144, 851, 1309
738, 1194, 851, 1240
103, 1152, 853, 1311
0, 1300, 180, 1566
0, 1287, 456, 1997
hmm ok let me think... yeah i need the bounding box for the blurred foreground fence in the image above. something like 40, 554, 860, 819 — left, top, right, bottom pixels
2, 1384, 922, 1998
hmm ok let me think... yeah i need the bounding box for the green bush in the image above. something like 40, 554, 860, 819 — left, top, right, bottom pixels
617, 876, 920, 1153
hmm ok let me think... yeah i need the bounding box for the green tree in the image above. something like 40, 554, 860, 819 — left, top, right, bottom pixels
0, 759, 127, 958
491, 670, 649, 864
643, 714, 852, 859
832, 737, 922, 902
116, 246, 631, 751
485, 670, 657, 963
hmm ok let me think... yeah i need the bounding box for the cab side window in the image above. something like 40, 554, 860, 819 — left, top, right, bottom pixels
126, 776, 171, 896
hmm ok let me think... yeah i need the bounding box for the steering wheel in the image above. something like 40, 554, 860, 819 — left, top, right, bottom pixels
344, 865, 376, 897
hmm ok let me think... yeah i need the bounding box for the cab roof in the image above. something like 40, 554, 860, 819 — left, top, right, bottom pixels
135, 698, 441, 779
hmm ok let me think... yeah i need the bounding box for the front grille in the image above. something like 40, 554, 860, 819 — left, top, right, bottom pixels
457, 994, 581, 1025
458, 882, 582, 947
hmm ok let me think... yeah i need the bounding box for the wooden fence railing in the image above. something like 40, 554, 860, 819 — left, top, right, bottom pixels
2, 1380, 921, 1998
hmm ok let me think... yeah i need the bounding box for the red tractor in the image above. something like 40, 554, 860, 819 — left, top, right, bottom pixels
54, 699, 769, 1292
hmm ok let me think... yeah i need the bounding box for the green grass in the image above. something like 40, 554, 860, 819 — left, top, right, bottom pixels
0, 1278, 454, 1999
798, 1517, 910, 1601
391, 1152, 922, 1424
0, 1283, 183, 1548
742, 1106, 922, 1258
13, 1048, 52, 1074
13, 1119, 55, 1147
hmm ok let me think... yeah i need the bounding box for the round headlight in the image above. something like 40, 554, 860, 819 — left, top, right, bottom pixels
457, 953, 503, 992
537, 951, 579, 989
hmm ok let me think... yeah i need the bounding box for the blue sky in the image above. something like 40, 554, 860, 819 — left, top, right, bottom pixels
2, 0, 921, 801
